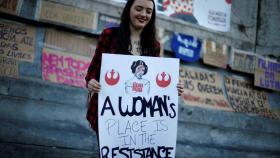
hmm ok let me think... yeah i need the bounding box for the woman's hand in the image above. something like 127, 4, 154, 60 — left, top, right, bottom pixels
177, 82, 184, 96
87, 79, 101, 93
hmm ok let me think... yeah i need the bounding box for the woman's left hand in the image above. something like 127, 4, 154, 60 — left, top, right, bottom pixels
177, 82, 184, 96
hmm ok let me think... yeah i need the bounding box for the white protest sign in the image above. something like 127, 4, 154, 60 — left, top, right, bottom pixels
99, 54, 179, 158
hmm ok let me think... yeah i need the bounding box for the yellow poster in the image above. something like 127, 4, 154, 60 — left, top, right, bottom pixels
44, 28, 97, 57
0, 20, 36, 62
203, 39, 228, 69
0, 56, 19, 78
180, 66, 231, 111
225, 75, 279, 119
40, 1, 97, 30
230, 48, 256, 74
0, 0, 22, 14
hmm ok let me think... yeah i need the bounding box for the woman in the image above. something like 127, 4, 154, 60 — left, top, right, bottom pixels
85, 0, 184, 132
125, 60, 150, 95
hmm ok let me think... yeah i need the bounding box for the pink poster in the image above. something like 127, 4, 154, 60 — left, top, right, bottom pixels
42, 48, 91, 88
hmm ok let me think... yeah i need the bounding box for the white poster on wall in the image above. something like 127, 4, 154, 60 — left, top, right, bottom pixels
193, 0, 232, 32
98, 54, 179, 158
110, 0, 232, 32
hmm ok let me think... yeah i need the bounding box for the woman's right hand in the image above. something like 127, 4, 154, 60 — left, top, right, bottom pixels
87, 79, 101, 93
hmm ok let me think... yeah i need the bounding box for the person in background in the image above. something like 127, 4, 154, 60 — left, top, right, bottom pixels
85, 0, 184, 133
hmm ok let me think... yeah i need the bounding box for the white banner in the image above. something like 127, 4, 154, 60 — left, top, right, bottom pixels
111, 0, 232, 32
157, 0, 232, 32
98, 54, 179, 158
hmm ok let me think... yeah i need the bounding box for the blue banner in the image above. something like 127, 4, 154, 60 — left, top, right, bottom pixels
171, 33, 201, 62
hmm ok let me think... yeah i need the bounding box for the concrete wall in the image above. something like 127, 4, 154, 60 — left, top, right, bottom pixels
256, 0, 280, 57
0, 0, 280, 158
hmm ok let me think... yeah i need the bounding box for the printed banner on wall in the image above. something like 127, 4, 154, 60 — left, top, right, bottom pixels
225, 76, 279, 119
254, 56, 280, 91
156, 0, 232, 32
40, 0, 97, 30
230, 48, 256, 74
110, 0, 232, 32
203, 39, 228, 69
180, 66, 231, 111
0, 20, 36, 62
42, 48, 91, 88
0, 0, 22, 14
171, 32, 202, 62
98, 54, 179, 158
0, 56, 19, 78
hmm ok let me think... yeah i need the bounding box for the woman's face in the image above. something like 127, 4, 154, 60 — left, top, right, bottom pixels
135, 64, 145, 79
129, 0, 154, 30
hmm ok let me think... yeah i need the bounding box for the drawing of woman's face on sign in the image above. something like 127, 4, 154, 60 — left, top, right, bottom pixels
135, 65, 145, 78
131, 60, 148, 79
125, 60, 150, 95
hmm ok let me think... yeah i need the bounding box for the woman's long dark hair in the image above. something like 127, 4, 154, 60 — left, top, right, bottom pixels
117, 0, 158, 56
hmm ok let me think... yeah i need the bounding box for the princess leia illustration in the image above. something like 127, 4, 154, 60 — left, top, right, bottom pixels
125, 60, 150, 95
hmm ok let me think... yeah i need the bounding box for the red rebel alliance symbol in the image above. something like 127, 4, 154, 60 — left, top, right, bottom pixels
156, 72, 171, 88
105, 69, 120, 86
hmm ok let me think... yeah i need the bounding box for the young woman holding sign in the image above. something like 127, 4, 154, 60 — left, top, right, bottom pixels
85, 0, 184, 132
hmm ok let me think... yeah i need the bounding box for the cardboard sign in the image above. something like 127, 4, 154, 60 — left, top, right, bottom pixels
0, 20, 36, 62
156, 0, 232, 32
0, 0, 22, 14
254, 57, 280, 91
0, 56, 19, 78
99, 54, 179, 158
225, 76, 279, 119
40, 0, 97, 30
180, 66, 231, 111
42, 48, 91, 88
44, 28, 97, 57
171, 32, 202, 62
203, 39, 228, 69
230, 48, 256, 74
